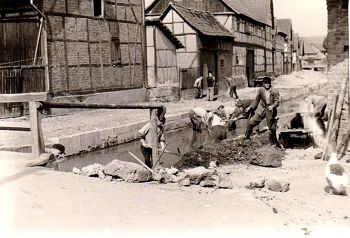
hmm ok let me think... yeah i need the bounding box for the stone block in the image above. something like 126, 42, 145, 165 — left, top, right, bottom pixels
81, 163, 104, 177
183, 166, 212, 185
104, 159, 152, 182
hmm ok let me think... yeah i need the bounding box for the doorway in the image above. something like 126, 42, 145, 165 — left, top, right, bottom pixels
246, 50, 254, 87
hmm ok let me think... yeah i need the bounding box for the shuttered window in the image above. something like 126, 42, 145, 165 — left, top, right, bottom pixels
111, 37, 121, 66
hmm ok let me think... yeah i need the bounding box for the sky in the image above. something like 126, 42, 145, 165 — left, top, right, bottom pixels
274, 0, 327, 37
144, 0, 328, 37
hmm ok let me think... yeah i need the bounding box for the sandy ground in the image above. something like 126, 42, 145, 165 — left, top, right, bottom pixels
1, 148, 350, 238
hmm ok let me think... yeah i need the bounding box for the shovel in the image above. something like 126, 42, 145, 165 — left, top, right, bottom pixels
128, 151, 161, 181
162, 147, 182, 157
152, 142, 169, 169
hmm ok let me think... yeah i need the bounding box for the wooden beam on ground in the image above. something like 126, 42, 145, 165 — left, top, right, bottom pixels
0, 92, 48, 103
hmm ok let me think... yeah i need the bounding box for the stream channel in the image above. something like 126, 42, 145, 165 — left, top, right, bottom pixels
57, 98, 303, 172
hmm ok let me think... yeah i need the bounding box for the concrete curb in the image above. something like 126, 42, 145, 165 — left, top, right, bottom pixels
49, 113, 191, 156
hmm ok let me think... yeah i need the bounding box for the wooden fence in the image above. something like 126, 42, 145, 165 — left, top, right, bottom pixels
0, 93, 164, 169
0, 66, 45, 118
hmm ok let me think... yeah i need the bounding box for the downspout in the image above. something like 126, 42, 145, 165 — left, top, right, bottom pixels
141, 0, 148, 88
30, 0, 50, 94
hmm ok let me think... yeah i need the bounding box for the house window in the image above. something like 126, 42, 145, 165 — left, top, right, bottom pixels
93, 0, 104, 17
220, 59, 224, 68
111, 37, 121, 65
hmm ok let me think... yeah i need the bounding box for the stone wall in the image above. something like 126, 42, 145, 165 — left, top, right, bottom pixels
44, 0, 145, 96
326, 0, 349, 146
326, 0, 348, 66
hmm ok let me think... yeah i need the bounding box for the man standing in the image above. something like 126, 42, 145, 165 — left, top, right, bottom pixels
138, 106, 167, 168
244, 77, 281, 148
206, 70, 216, 101
303, 95, 327, 135
225, 76, 239, 99
193, 76, 203, 99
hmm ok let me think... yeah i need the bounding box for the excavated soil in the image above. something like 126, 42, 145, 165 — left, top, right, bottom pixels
174, 132, 284, 169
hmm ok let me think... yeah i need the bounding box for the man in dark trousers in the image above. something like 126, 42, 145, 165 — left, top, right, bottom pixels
244, 77, 281, 148
225, 76, 239, 99
193, 76, 203, 99
206, 70, 216, 101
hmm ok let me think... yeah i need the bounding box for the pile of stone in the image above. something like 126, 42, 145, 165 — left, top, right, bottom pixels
246, 179, 290, 192
73, 159, 233, 189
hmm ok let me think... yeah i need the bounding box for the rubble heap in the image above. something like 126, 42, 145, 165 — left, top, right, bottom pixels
174, 132, 284, 170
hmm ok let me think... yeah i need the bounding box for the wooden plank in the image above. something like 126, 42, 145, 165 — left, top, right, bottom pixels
0, 121, 30, 131
0, 92, 47, 103
150, 109, 158, 168
29, 102, 44, 157
42, 101, 164, 109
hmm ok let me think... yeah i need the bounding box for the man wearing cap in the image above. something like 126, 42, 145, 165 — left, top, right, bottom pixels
244, 77, 281, 148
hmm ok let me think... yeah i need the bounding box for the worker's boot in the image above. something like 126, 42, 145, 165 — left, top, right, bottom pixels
244, 125, 254, 140
270, 130, 282, 149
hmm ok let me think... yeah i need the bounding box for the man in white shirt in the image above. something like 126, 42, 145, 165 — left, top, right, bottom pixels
193, 76, 203, 99
188, 107, 212, 132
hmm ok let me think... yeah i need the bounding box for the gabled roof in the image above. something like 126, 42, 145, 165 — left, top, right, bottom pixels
221, 0, 272, 26
160, 4, 234, 38
303, 40, 318, 54
147, 0, 273, 27
313, 43, 327, 53
145, 19, 185, 49
276, 19, 292, 37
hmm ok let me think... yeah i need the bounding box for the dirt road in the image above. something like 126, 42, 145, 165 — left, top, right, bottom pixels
1, 148, 350, 237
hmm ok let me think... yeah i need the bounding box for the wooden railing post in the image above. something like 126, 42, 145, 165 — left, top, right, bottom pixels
29, 102, 44, 157
150, 109, 158, 168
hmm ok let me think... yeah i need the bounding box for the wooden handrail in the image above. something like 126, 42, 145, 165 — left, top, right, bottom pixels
41, 102, 164, 110
1, 93, 164, 165
0, 92, 47, 103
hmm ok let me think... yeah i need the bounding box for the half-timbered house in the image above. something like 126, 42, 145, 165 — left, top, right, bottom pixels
145, 19, 184, 101
0, 0, 146, 116
146, 0, 275, 89
154, 3, 234, 98
275, 18, 293, 74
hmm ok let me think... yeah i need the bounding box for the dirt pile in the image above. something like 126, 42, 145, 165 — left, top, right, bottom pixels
175, 132, 284, 170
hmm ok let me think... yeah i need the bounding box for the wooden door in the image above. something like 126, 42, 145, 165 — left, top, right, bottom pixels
200, 50, 217, 92
246, 50, 254, 87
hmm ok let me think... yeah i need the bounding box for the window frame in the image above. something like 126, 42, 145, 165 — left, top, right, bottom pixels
92, 0, 104, 17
